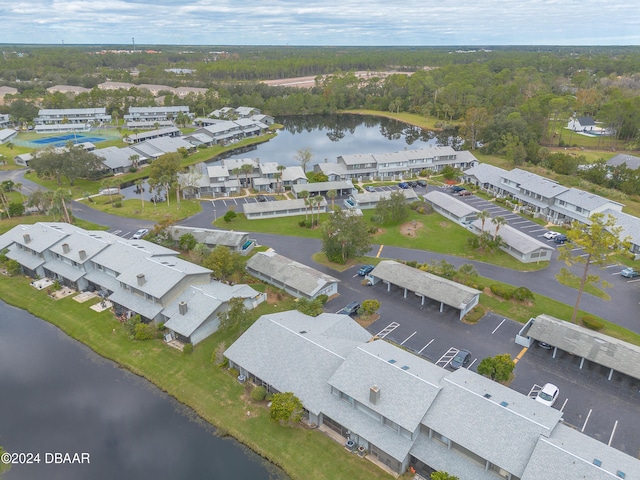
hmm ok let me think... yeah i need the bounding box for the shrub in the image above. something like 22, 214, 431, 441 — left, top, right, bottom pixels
490, 284, 512, 299
511, 286, 534, 302
581, 315, 604, 331
5, 259, 21, 276
182, 343, 194, 354
298, 219, 307, 227
223, 210, 237, 222
406, 260, 418, 268
113, 201, 122, 208
368, 225, 379, 234
316, 294, 329, 305
251, 386, 267, 402
228, 367, 239, 378
134, 322, 157, 341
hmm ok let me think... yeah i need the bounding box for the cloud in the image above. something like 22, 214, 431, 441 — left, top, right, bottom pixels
0, 0, 638, 45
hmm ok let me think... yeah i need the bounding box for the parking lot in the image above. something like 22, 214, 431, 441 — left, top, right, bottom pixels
327, 265, 640, 458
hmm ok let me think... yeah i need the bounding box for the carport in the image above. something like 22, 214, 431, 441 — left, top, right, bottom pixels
367, 260, 481, 320
522, 314, 640, 381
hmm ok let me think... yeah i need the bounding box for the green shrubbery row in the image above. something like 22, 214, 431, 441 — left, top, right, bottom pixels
489, 284, 535, 302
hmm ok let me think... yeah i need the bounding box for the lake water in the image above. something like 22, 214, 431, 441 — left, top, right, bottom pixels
0, 300, 287, 480
216, 114, 458, 167
119, 113, 453, 200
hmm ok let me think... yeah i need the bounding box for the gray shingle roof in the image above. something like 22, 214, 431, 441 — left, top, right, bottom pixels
246, 250, 338, 297
328, 340, 446, 433
422, 368, 563, 478
607, 153, 640, 170
169, 226, 249, 248
463, 163, 506, 185
554, 187, 623, 212
224, 311, 372, 415
522, 423, 640, 480
601, 208, 640, 247
470, 219, 554, 255
424, 190, 480, 218
370, 260, 480, 310
528, 314, 640, 380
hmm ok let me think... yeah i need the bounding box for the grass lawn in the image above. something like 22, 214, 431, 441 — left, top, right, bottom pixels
81, 195, 202, 222
343, 109, 459, 131
0, 274, 392, 480
221, 210, 548, 272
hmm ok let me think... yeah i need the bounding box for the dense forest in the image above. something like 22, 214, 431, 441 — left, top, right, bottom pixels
2, 45, 640, 166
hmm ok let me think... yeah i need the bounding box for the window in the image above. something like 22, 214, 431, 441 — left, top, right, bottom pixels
383, 416, 399, 433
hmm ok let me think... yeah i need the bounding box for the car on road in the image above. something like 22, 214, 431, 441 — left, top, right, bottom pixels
543, 231, 561, 240
398, 182, 410, 189
336, 302, 360, 316
535, 383, 559, 406
554, 234, 569, 244
620, 267, 640, 278
358, 264, 375, 276
132, 228, 149, 239
451, 185, 466, 193
450, 350, 472, 369
416, 180, 427, 187
365, 186, 376, 192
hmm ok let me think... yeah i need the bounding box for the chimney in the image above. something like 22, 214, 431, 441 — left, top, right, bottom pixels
369, 385, 380, 404
79, 250, 86, 260
178, 301, 188, 315
62, 243, 70, 253
136, 273, 146, 286
23, 234, 31, 243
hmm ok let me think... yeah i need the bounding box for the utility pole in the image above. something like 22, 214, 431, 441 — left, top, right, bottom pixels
132, 37, 135, 53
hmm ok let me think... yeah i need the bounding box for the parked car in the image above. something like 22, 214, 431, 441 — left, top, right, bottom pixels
450, 350, 472, 369
457, 190, 472, 196
408, 181, 418, 188
538, 341, 553, 350
257, 195, 267, 202
535, 383, 559, 407
451, 186, 466, 193
554, 234, 568, 244
398, 182, 409, 189
620, 267, 640, 278
337, 302, 360, 316
358, 264, 375, 276
365, 186, 376, 192
416, 180, 427, 187
132, 228, 149, 239
543, 231, 561, 240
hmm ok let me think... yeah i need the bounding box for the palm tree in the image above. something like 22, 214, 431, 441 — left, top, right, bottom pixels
477, 210, 490, 232
14, 182, 24, 204
298, 190, 310, 221
313, 194, 323, 225
491, 216, 507, 241
232, 168, 241, 192
52, 188, 72, 223
326, 189, 337, 209
134, 179, 144, 210
276, 164, 286, 192
159, 175, 171, 207
241, 163, 253, 191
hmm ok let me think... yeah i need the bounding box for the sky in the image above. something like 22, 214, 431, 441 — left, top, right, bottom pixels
2, 0, 639, 46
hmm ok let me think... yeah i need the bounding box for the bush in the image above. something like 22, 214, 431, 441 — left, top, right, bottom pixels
316, 294, 329, 305
298, 219, 307, 227
367, 225, 379, 234
251, 386, 267, 402
113, 201, 122, 208
228, 367, 239, 378
511, 287, 534, 302
134, 322, 157, 341
581, 315, 605, 331
490, 284, 512, 299
182, 343, 194, 354
223, 210, 237, 222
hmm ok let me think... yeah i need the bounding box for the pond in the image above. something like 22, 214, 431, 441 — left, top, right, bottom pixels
0, 300, 287, 480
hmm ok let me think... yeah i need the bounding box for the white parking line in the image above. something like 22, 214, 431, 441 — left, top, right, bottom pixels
560, 398, 568, 412
467, 358, 478, 369
401, 331, 417, 345
418, 339, 434, 354
511, 220, 530, 225
608, 420, 618, 446
581, 409, 593, 432
112, 230, 122, 236
375, 322, 400, 339
492, 319, 506, 334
